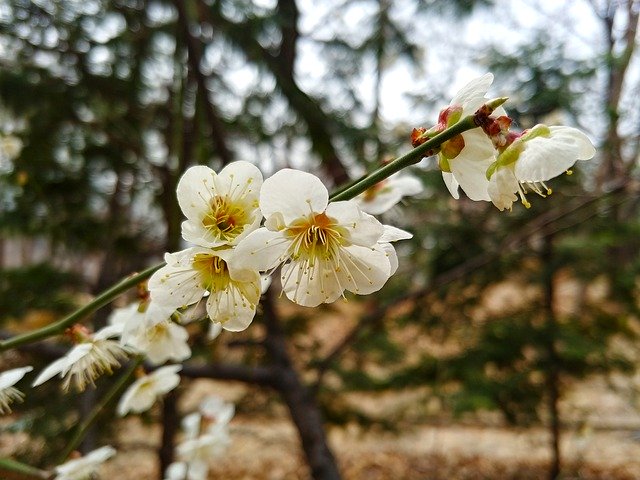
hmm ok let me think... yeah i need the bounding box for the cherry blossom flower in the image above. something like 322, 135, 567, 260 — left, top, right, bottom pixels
32, 325, 131, 391
148, 246, 261, 332
354, 173, 423, 215
487, 125, 596, 211
117, 365, 182, 416
233, 169, 395, 307
177, 162, 263, 248
438, 73, 504, 201
53, 446, 116, 480
0, 366, 33, 414
110, 301, 191, 365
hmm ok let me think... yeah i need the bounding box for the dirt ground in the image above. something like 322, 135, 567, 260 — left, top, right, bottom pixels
89, 375, 640, 480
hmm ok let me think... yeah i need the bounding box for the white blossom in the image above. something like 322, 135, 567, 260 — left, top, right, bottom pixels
177, 162, 263, 248
148, 246, 261, 332
32, 325, 131, 391
487, 125, 596, 210
53, 446, 116, 480
117, 365, 182, 416
234, 169, 395, 307
440, 73, 502, 201
0, 366, 33, 414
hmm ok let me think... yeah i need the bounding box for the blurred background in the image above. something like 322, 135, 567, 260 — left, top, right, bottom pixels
1, 0, 640, 479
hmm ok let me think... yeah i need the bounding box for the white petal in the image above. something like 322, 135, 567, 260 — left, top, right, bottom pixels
32, 344, 92, 387
487, 167, 518, 211
451, 73, 493, 113
260, 169, 328, 223
325, 201, 383, 246
379, 225, 412, 243
335, 244, 391, 296
213, 161, 263, 202
0, 366, 33, 390
93, 324, 124, 341
379, 242, 399, 275
449, 131, 496, 201
208, 322, 223, 340
149, 248, 208, 309
514, 126, 596, 182
442, 172, 460, 199
232, 228, 290, 272
206, 284, 258, 331
176, 166, 217, 224
281, 260, 343, 307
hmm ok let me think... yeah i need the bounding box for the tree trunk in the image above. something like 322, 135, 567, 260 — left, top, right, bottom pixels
262, 292, 342, 480
542, 233, 561, 480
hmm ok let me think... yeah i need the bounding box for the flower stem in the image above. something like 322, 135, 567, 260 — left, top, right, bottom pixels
57, 356, 143, 463
0, 264, 163, 352
0, 457, 49, 479
329, 114, 478, 202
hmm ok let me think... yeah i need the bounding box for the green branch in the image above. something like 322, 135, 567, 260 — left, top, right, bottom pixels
0, 458, 50, 479
0, 264, 163, 352
330, 115, 478, 202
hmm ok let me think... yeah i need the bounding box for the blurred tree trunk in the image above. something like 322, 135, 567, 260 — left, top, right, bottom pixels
262, 291, 342, 480
542, 232, 561, 480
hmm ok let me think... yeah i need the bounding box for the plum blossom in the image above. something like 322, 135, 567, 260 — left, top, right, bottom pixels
32, 325, 131, 391
437, 73, 504, 201
0, 366, 33, 414
355, 173, 423, 215
167, 397, 234, 480
117, 365, 182, 416
148, 246, 261, 332
53, 446, 116, 480
486, 125, 596, 211
177, 162, 263, 248
233, 169, 396, 307
110, 301, 191, 365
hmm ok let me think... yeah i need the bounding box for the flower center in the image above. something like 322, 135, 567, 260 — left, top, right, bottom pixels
192, 253, 230, 291
202, 196, 250, 242
286, 213, 346, 263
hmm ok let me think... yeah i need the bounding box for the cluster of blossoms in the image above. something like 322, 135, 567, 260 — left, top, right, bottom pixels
412, 73, 596, 211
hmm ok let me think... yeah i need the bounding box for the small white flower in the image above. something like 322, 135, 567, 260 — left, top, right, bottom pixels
53, 445, 116, 480
0, 366, 33, 414
439, 73, 502, 201
148, 246, 261, 332
177, 162, 263, 248
117, 365, 182, 416
234, 169, 394, 307
487, 125, 596, 210
176, 427, 230, 468
110, 302, 191, 365
199, 395, 235, 429
32, 325, 131, 391
354, 173, 423, 215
